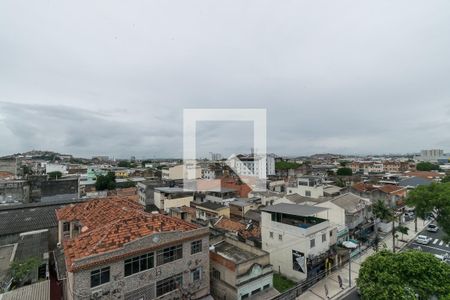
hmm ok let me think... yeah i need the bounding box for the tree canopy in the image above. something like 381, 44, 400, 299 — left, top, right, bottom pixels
275, 161, 301, 170
357, 250, 450, 300
10, 257, 41, 287
416, 162, 440, 171
406, 182, 450, 242
95, 172, 116, 191
442, 175, 450, 183
336, 167, 352, 176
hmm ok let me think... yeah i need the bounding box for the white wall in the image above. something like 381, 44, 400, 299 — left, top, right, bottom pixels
261, 212, 331, 282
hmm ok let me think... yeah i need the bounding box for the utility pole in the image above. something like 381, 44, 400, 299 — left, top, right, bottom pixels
348, 248, 352, 287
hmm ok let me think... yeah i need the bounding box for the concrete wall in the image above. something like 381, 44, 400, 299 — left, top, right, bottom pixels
261, 212, 331, 282
0, 180, 30, 204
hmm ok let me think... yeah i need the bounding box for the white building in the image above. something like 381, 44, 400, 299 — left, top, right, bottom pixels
261, 204, 336, 282
227, 154, 276, 178
154, 187, 194, 212
287, 176, 324, 198
45, 163, 68, 175
161, 164, 201, 180
414, 149, 447, 162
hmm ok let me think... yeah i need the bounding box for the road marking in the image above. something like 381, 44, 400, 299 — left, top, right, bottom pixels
439, 241, 444, 246
433, 239, 439, 245
411, 242, 450, 253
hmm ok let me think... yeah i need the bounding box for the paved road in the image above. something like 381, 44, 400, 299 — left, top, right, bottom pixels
405, 222, 450, 261
340, 289, 360, 300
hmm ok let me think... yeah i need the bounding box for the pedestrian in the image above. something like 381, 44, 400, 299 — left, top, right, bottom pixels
325, 284, 329, 299
338, 275, 344, 289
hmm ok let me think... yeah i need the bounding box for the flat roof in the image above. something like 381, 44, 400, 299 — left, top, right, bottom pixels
195, 201, 227, 211
214, 241, 258, 264
154, 187, 193, 193
262, 203, 328, 216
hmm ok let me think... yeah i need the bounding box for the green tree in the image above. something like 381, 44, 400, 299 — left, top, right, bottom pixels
95, 172, 116, 191
275, 161, 301, 170
47, 171, 62, 180
336, 167, 352, 176
416, 162, 440, 171
406, 182, 450, 242
357, 250, 450, 300
442, 175, 450, 183
118, 161, 132, 168
10, 257, 41, 287
372, 200, 394, 251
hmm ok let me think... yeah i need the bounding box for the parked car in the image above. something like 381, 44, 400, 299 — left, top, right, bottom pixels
415, 235, 432, 245
404, 211, 415, 218
434, 253, 450, 263
427, 224, 439, 232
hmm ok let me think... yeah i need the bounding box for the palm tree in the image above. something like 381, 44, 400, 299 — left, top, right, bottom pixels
372, 200, 394, 252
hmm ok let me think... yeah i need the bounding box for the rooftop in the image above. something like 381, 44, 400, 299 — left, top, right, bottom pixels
331, 193, 371, 213
262, 203, 328, 216
213, 241, 258, 264
195, 201, 227, 211
57, 197, 199, 271
154, 187, 192, 194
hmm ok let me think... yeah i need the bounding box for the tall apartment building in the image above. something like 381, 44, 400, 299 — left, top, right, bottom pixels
55, 197, 210, 300
227, 154, 276, 178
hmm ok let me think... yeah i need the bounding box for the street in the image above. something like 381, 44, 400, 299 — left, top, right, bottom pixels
405, 222, 450, 261
340, 289, 360, 300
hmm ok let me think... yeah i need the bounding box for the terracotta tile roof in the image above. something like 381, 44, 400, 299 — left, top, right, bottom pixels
404, 171, 444, 179
376, 185, 405, 194
0, 171, 14, 178
214, 217, 260, 240
56, 197, 199, 270
351, 182, 375, 192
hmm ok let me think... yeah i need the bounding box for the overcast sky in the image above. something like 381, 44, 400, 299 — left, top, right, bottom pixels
1, 1, 450, 158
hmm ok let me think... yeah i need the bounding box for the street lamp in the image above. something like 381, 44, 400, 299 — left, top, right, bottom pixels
343, 241, 358, 287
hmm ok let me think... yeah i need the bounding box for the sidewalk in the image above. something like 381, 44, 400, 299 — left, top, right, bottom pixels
296, 219, 428, 300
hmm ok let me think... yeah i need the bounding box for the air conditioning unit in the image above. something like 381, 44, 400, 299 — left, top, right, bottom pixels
92, 289, 103, 298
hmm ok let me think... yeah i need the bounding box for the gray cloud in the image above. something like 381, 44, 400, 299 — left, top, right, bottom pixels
1, 0, 450, 158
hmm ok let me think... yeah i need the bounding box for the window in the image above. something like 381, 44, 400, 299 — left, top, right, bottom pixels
305, 191, 311, 197
241, 294, 249, 299
212, 268, 221, 280
269, 232, 273, 238
263, 284, 270, 290
90, 267, 110, 288
156, 274, 182, 297
322, 234, 326, 242
278, 234, 283, 241
63, 222, 70, 232
330, 231, 333, 237
157, 245, 183, 266
310, 238, 315, 248
251, 288, 261, 295
191, 267, 202, 282
191, 240, 202, 255
124, 252, 154, 277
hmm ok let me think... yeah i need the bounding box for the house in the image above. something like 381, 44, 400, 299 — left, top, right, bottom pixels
210, 237, 276, 300
194, 201, 230, 221
154, 187, 194, 212
162, 164, 202, 180
315, 193, 372, 238
229, 198, 260, 219
286, 176, 325, 198
169, 206, 197, 223
226, 154, 276, 177
55, 197, 210, 300
261, 204, 336, 282
213, 217, 261, 247
351, 183, 408, 208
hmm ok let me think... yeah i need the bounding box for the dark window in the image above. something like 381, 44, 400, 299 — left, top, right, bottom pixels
191, 240, 202, 255
90, 267, 110, 288
157, 245, 183, 266
63, 222, 70, 231
251, 288, 260, 295
263, 284, 270, 290
191, 267, 202, 282
124, 252, 154, 277
322, 234, 326, 242
310, 238, 315, 248
156, 274, 183, 297
269, 232, 273, 238
305, 191, 311, 197
330, 231, 333, 237
212, 268, 221, 280
278, 234, 282, 241
241, 294, 249, 299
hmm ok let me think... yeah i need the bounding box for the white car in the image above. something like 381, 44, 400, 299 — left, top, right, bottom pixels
415, 235, 432, 245
434, 253, 450, 263
427, 224, 439, 232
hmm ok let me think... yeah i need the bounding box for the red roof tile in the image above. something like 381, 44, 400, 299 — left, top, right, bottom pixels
56, 197, 199, 271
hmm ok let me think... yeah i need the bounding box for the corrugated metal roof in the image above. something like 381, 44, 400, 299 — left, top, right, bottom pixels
0, 280, 50, 300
